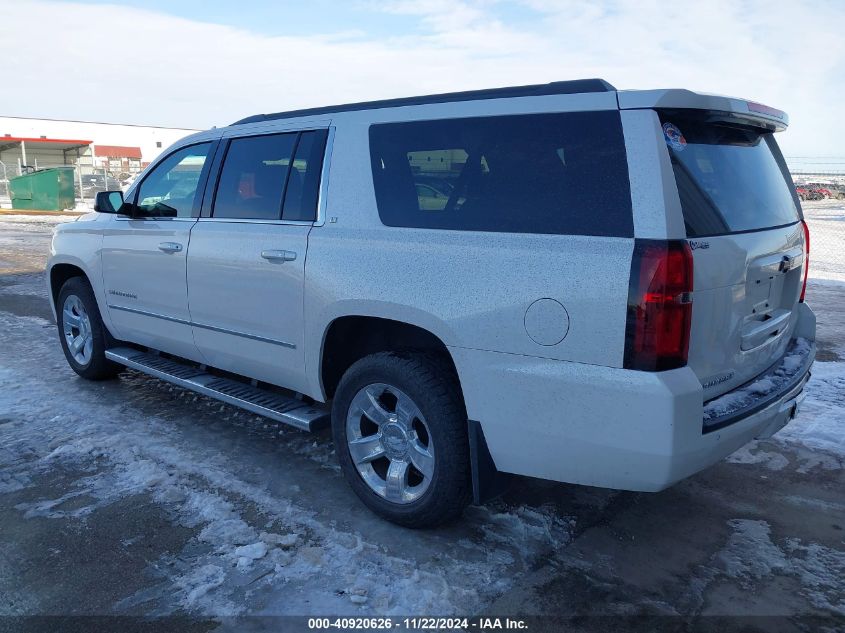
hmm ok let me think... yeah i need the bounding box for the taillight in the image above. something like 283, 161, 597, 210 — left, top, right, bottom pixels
800, 220, 810, 302
624, 240, 694, 371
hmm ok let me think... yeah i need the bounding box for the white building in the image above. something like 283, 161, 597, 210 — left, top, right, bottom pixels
0, 116, 200, 179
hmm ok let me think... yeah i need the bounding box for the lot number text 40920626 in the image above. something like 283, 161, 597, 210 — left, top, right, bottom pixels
307, 617, 529, 630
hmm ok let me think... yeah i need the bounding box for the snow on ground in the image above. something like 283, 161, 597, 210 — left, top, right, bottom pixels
776, 360, 845, 463
0, 309, 573, 616
0, 215, 74, 276
725, 444, 790, 470
708, 519, 845, 615
2, 303, 842, 617
1, 211, 843, 619
0, 213, 80, 223
725, 359, 844, 474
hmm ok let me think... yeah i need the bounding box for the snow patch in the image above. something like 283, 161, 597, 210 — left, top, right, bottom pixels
233, 542, 267, 560
178, 564, 226, 607
0, 308, 575, 617
716, 519, 845, 615
725, 443, 789, 471
0, 214, 79, 226
776, 361, 845, 461
260, 531, 299, 548
717, 519, 789, 579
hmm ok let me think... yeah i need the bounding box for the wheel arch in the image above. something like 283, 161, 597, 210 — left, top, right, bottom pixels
48, 260, 91, 317
47, 257, 118, 342
318, 313, 461, 402
320, 315, 509, 507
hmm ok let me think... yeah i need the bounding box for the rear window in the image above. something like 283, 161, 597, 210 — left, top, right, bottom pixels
213, 133, 297, 221
659, 113, 800, 237
368, 111, 633, 237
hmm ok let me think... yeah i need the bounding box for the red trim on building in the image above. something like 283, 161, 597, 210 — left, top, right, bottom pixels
94, 145, 142, 159
0, 136, 93, 145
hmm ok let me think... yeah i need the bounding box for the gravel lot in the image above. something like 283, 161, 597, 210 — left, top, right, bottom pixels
0, 208, 843, 631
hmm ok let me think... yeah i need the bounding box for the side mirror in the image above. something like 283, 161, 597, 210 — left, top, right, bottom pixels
94, 190, 126, 214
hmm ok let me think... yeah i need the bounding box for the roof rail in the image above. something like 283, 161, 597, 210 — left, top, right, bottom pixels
231, 78, 616, 125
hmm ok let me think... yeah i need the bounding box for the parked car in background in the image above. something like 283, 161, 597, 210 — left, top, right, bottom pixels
414, 182, 450, 211
119, 174, 139, 191
795, 185, 823, 201
47, 80, 815, 527
805, 183, 833, 198
79, 174, 122, 198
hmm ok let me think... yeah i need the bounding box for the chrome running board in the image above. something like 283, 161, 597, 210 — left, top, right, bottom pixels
105, 346, 330, 432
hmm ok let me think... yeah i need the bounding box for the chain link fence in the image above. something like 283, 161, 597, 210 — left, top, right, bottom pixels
795, 172, 845, 283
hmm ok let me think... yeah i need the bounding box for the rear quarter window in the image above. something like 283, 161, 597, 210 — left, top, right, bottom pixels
368, 111, 633, 237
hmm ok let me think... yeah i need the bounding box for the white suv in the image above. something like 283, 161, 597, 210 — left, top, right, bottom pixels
47, 79, 816, 527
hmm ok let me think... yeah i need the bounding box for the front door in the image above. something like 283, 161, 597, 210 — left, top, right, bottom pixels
101, 141, 215, 362
186, 129, 328, 394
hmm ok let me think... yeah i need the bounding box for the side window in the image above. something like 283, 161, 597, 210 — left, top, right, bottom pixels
368, 112, 633, 237
212, 133, 297, 220
281, 130, 328, 222
136, 143, 211, 218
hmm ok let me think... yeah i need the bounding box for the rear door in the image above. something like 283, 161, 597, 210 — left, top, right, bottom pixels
186, 128, 328, 395
659, 112, 806, 400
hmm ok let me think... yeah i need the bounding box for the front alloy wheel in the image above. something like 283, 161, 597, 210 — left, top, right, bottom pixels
56, 276, 121, 380
62, 294, 94, 366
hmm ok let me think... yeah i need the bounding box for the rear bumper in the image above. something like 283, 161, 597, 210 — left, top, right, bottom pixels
450, 316, 815, 492
702, 337, 814, 433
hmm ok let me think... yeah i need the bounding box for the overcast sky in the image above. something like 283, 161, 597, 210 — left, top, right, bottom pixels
1, 0, 843, 157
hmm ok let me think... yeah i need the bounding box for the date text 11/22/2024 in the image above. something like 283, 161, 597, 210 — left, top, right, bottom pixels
307, 617, 529, 630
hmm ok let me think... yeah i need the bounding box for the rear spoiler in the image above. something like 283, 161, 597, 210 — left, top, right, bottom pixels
618, 89, 788, 132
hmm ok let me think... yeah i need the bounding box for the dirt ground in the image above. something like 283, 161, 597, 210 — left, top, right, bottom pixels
0, 213, 842, 632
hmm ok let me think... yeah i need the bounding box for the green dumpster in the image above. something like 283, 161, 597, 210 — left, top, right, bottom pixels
9, 167, 76, 211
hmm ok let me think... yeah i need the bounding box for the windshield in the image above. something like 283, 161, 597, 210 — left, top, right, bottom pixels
660, 113, 800, 237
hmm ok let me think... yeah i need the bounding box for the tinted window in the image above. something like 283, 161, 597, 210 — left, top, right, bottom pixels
282, 130, 328, 222
369, 111, 632, 236
213, 133, 297, 220
659, 113, 800, 237
136, 143, 211, 218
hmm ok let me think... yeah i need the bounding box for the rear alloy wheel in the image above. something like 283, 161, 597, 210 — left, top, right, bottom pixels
346, 382, 435, 504
57, 277, 121, 380
332, 352, 471, 527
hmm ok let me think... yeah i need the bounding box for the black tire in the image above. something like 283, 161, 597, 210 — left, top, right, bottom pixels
56, 277, 122, 380
331, 351, 471, 528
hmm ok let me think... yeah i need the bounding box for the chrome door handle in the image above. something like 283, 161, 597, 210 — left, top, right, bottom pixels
261, 250, 297, 262
158, 242, 183, 253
